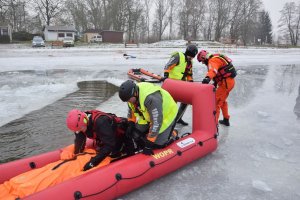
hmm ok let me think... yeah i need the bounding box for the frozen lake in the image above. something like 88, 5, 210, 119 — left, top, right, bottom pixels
0, 44, 300, 199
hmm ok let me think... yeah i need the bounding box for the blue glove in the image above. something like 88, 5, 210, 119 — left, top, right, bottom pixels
202, 76, 211, 84
83, 161, 94, 171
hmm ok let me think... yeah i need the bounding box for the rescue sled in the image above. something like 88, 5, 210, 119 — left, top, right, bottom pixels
127, 68, 163, 83
0, 79, 218, 200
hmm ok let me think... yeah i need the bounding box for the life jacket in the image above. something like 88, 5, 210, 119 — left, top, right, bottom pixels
85, 110, 127, 139
132, 82, 178, 133
169, 52, 190, 80
209, 54, 237, 82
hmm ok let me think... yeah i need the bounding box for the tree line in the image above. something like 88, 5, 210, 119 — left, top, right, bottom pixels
0, 0, 299, 46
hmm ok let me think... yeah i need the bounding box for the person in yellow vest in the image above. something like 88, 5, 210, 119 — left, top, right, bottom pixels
162, 44, 198, 126
119, 80, 178, 155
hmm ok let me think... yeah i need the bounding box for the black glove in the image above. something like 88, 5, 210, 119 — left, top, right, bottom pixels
83, 161, 94, 171
161, 77, 168, 82
202, 76, 211, 84
142, 140, 154, 155
125, 121, 135, 138
164, 72, 169, 78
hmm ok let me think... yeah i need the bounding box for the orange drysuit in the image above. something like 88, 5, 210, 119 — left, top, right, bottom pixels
0, 146, 111, 200
205, 56, 235, 123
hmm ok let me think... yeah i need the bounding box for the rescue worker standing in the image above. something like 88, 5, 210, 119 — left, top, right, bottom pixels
65, 109, 135, 171
197, 50, 237, 126
118, 80, 178, 155
163, 44, 198, 126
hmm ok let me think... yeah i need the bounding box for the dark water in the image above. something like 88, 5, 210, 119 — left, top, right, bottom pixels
0, 81, 118, 163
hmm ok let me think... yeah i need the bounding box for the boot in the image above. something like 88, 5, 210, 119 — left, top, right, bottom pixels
219, 118, 230, 126
177, 118, 189, 126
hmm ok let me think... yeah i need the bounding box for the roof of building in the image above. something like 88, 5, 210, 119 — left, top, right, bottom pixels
44, 26, 76, 32
84, 29, 102, 34
101, 30, 124, 33
84, 29, 124, 34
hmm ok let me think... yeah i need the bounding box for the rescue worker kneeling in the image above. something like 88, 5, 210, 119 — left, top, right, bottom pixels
119, 80, 178, 155
65, 109, 135, 171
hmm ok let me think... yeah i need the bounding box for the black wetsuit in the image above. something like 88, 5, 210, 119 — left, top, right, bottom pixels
74, 113, 130, 166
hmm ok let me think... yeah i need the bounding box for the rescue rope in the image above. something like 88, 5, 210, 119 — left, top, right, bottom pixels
77, 135, 216, 199
52, 152, 96, 171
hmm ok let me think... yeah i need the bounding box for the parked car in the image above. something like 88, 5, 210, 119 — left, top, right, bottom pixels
90, 35, 102, 43
63, 37, 74, 47
32, 36, 45, 47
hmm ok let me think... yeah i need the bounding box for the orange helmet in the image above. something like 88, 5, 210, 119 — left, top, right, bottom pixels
66, 109, 88, 132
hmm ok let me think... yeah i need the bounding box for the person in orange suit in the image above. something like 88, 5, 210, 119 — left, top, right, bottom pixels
197, 50, 237, 126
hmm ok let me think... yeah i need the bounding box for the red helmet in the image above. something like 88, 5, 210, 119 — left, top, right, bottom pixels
66, 109, 88, 132
197, 50, 209, 63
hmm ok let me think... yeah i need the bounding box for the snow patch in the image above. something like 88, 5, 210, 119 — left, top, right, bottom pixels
252, 180, 272, 192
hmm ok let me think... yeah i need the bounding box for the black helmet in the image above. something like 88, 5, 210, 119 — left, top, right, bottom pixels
119, 80, 136, 102
185, 44, 198, 58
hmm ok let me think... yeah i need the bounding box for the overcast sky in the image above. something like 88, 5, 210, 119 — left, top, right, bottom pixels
261, 0, 296, 34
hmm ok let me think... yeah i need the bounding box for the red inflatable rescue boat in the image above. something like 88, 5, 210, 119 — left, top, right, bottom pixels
0, 79, 217, 200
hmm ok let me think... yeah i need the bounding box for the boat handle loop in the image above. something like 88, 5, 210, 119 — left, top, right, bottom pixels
76, 135, 216, 199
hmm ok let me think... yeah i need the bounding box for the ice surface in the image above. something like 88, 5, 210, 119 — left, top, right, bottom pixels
0, 42, 300, 199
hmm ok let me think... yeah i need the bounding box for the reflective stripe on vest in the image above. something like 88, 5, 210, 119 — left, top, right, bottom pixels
136, 82, 178, 133
169, 52, 187, 80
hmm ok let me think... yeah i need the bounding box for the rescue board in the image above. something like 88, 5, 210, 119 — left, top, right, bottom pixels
127, 68, 163, 83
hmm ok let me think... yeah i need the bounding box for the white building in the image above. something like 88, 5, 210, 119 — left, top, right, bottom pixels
43, 26, 76, 41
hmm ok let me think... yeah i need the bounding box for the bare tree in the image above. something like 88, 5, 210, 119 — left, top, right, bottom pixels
65, 0, 88, 32
167, 0, 176, 40
178, 0, 204, 40
278, 2, 300, 46
153, 0, 169, 41
86, 0, 102, 29
228, 0, 244, 44
178, 0, 190, 40
190, 0, 205, 40
203, 0, 216, 40
1, 0, 28, 32
212, 0, 231, 41
240, 0, 261, 45
124, 0, 143, 42
143, 0, 152, 42
33, 0, 64, 26
110, 0, 126, 31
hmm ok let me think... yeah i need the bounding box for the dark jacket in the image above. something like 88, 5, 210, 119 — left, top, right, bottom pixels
74, 113, 117, 166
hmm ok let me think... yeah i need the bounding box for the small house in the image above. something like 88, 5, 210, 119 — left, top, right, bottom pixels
83, 29, 102, 43
83, 29, 124, 43
43, 26, 76, 41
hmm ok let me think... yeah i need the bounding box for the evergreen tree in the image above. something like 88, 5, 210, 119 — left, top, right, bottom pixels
256, 10, 273, 44
262, 11, 272, 44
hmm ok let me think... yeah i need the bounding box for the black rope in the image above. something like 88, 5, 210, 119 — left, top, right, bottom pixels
80, 180, 119, 199
52, 152, 95, 171
78, 136, 216, 199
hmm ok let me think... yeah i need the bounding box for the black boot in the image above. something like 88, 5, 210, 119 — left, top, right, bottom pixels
219, 118, 230, 126
177, 118, 189, 126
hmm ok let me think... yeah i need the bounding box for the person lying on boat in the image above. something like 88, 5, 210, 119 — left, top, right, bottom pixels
162, 44, 198, 126
65, 109, 136, 171
0, 148, 110, 199
118, 80, 179, 155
